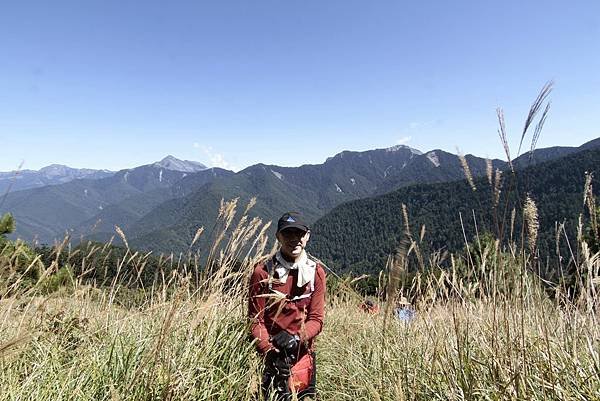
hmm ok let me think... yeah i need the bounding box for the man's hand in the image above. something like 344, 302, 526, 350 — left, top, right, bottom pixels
265, 350, 291, 376
271, 330, 300, 353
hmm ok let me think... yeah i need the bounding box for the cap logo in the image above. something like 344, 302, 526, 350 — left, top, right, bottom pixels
286, 216, 296, 222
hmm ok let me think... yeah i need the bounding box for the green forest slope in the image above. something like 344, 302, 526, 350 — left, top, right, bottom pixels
310, 147, 600, 274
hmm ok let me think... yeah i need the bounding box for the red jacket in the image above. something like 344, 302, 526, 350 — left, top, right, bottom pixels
248, 255, 326, 354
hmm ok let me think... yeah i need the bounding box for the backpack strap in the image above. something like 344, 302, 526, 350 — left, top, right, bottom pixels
265, 256, 275, 292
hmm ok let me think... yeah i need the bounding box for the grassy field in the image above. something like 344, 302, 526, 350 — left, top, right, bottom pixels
1, 195, 599, 401
0, 263, 598, 400
1, 294, 598, 401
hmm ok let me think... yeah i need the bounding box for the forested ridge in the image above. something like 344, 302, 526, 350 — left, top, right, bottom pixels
310, 147, 600, 274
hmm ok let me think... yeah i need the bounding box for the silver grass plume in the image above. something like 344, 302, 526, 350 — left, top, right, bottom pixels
243, 196, 257, 216
190, 226, 205, 249
402, 203, 410, 236
583, 172, 593, 207
529, 102, 551, 163
510, 207, 516, 243
493, 169, 502, 207
458, 150, 476, 191
519, 81, 554, 156
583, 172, 597, 238
524, 195, 539, 254
115, 225, 129, 249
497, 108, 513, 172
486, 159, 493, 186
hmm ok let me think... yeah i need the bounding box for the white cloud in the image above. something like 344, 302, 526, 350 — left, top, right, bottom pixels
409, 122, 421, 129
396, 136, 412, 145
198, 145, 237, 171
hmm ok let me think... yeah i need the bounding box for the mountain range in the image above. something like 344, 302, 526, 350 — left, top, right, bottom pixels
0, 165, 114, 194
1, 140, 599, 262
0, 156, 223, 243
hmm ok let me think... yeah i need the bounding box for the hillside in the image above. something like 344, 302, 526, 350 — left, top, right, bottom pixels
0, 161, 231, 244
373, 150, 505, 195
310, 147, 600, 274
80, 167, 234, 240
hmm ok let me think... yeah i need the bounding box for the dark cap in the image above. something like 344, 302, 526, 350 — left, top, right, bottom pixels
277, 212, 309, 233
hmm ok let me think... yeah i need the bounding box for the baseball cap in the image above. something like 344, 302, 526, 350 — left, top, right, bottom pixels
277, 212, 310, 233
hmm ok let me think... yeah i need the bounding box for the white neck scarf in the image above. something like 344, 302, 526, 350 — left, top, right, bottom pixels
274, 250, 316, 288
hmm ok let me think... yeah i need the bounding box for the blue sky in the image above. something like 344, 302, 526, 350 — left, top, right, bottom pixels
1, 1, 599, 172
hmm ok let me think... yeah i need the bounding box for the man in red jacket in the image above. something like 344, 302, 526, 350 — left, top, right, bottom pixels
249, 212, 326, 401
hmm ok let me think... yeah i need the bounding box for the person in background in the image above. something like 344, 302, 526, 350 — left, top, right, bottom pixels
359, 298, 380, 314
248, 212, 326, 401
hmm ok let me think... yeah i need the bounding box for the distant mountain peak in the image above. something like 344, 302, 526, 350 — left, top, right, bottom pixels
325, 144, 422, 162
385, 144, 422, 155
39, 163, 68, 170
38, 164, 71, 176
153, 156, 207, 172
36, 164, 113, 174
